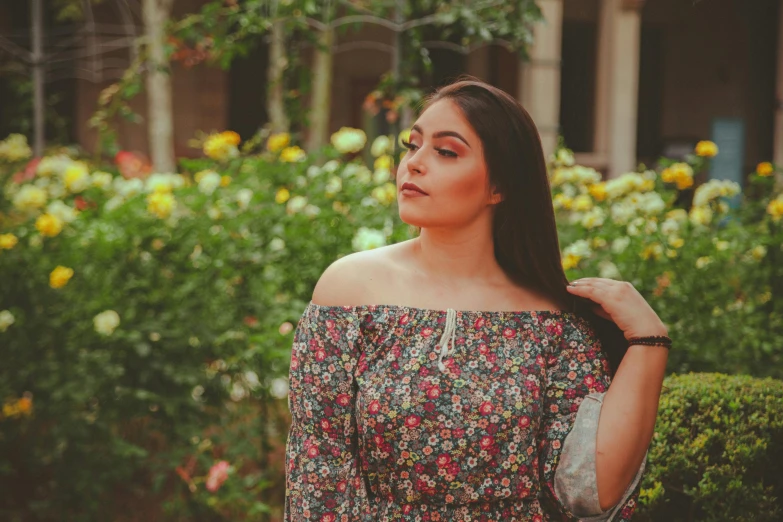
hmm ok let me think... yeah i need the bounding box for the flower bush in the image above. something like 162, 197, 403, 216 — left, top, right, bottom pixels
1, 128, 782, 519
550, 143, 783, 378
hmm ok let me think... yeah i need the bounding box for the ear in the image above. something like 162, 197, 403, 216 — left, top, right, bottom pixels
488, 187, 504, 205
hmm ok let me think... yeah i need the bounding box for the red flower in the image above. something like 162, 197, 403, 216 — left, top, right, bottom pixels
405, 415, 421, 428
114, 150, 151, 179
12, 157, 40, 183
436, 454, 451, 467
205, 460, 230, 492
427, 386, 441, 399
480, 435, 494, 448
336, 394, 351, 407
242, 315, 258, 327
503, 327, 516, 339
307, 446, 319, 458
367, 400, 381, 414
479, 402, 494, 416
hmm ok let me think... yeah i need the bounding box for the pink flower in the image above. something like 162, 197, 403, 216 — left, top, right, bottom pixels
205, 460, 230, 492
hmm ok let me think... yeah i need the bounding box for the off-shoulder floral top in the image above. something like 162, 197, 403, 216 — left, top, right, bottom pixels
284, 302, 646, 521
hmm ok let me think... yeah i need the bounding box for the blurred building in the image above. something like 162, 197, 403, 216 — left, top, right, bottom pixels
1, 0, 781, 182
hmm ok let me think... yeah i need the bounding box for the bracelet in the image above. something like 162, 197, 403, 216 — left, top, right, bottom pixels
627, 335, 672, 349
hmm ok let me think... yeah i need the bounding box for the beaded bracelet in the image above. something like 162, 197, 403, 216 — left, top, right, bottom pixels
627, 335, 672, 349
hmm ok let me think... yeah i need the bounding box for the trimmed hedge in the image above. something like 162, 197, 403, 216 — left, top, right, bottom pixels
638, 373, 783, 521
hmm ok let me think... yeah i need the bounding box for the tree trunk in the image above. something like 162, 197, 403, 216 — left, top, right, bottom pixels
306, 26, 334, 152
142, 0, 175, 172
266, 20, 289, 133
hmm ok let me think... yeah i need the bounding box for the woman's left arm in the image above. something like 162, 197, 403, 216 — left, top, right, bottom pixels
566, 277, 669, 510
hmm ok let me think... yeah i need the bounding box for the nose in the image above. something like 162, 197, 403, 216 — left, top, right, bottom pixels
406, 149, 426, 176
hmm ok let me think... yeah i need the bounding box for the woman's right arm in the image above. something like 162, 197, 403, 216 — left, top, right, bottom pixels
284, 265, 372, 521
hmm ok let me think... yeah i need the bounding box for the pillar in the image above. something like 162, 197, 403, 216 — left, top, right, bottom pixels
518, 0, 564, 159
594, 0, 645, 178
774, 0, 783, 166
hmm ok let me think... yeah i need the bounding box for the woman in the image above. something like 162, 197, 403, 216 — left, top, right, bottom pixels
284, 78, 669, 521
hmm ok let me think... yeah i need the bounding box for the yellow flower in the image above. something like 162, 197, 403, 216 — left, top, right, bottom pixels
147, 192, 176, 219
666, 249, 678, 259
50, 265, 74, 289
275, 188, 291, 204
220, 175, 231, 187
661, 163, 694, 190
371, 183, 397, 205
279, 146, 306, 163
689, 206, 713, 226
572, 194, 593, 212
0, 233, 18, 250
757, 162, 774, 177
63, 163, 91, 193
553, 193, 573, 210
374, 155, 393, 171
267, 132, 291, 153
561, 253, 581, 270
695, 256, 712, 269
203, 132, 240, 161
695, 140, 718, 158
767, 197, 783, 220
668, 237, 685, 249
588, 183, 607, 202
35, 213, 64, 237
751, 245, 767, 260
2, 397, 33, 418
0, 134, 32, 162
640, 243, 663, 260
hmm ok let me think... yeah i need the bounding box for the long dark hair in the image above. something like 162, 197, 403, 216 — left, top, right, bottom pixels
417, 77, 628, 374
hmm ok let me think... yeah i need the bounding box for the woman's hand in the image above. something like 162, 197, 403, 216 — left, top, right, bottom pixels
566, 277, 668, 340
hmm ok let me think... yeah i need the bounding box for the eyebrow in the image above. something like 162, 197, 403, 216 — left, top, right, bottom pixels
411, 124, 471, 149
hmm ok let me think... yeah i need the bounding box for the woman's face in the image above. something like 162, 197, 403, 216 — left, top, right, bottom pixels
397, 98, 502, 229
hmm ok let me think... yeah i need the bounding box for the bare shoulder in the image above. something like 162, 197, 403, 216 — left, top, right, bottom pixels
311, 242, 410, 306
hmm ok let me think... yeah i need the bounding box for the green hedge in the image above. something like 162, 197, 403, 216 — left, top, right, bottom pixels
638, 373, 783, 521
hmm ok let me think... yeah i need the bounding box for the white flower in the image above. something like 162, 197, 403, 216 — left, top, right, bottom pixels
371, 135, 393, 157
62, 162, 91, 193
638, 192, 666, 216
268, 238, 286, 252
46, 200, 79, 223
12, 185, 47, 212
612, 237, 631, 254
598, 261, 621, 280
115, 178, 144, 198
373, 169, 391, 184
693, 179, 741, 207
286, 195, 308, 214
352, 227, 386, 251
303, 204, 321, 217
36, 155, 72, 178
325, 176, 342, 197
104, 196, 125, 212
556, 148, 575, 167
0, 134, 32, 162
323, 160, 340, 173
563, 239, 592, 258
207, 206, 222, 220
580, 207, 606, 229
661, 218, 680, 236
331, 127, 367, 154
0, 310, 15, 332
270, 377, 289, 399
93, 310, 120, 336
236, 188, 253, 209
198, 171, 222, 195
145, 173, 185, 194
91, 171, 114, 190
610, 202, 636, 225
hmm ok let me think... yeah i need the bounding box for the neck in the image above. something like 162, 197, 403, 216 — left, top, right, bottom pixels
412, 220, 503, 285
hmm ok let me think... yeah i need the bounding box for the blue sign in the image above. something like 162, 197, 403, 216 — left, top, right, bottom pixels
710, 117, 745, 208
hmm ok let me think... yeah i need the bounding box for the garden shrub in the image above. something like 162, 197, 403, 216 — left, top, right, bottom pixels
637, 373, 783, 522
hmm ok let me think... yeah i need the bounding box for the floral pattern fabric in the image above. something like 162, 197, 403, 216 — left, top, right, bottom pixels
285, 302, 644, 521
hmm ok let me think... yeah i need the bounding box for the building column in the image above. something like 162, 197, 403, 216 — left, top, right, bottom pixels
518, 0, 564, 160
594, 0, 645, 178
774, 0, 783, 166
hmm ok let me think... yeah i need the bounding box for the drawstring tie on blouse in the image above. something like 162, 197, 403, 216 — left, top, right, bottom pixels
437, 308, 457, 372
